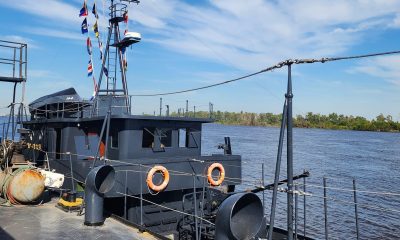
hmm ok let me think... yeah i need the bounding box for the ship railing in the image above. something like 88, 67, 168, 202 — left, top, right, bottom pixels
0, 40, 27, 83
0, 102, 28, 141
108, 1, 128, 23
90, 94, 131, 117
24, 147, 400, 239
25, 95, 217, 119
28, 101, 88, 119
108, 0, 139, 19
29, 96, 131, 119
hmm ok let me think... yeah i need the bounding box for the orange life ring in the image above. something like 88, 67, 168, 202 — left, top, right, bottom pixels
207, 163, 225, 186
146, 165, 170, 192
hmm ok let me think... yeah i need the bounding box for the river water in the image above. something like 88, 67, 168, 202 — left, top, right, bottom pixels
202, 123, 400, 240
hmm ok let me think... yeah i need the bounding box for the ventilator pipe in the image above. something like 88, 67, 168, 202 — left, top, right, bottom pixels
84, 165, 115, 226
215, 192, 263, 240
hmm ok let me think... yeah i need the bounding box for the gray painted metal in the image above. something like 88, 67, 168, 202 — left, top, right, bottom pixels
268, 100, 287, 240
84, 165, 116, 226
286, 64, 294, 240
21, 96, 241, 236
303, 176, 307, 237
29, 88, 82, 110
215, 193, 264, 240
21, 82, 238, 236
323, 177, 328, 240
353, 179, 360, 240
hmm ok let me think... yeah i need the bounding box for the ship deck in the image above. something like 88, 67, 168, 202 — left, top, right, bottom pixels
0, 197, 311, 240
0, 198, 157, 240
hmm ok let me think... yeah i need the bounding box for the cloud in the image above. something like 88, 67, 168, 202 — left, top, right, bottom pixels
0, 35, 38, 49
23, 28, 85, 41
349, 55, 400, 85
0, 0, 81, 25
128, 0, 400, 71
29, 70, 53, 78
2, 0, 400, 72
130, 0, 176, 28
390, 14, 400, 28
0, 0, 108, 41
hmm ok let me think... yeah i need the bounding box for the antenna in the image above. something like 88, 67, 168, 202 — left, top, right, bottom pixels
121, 0, 140, 3
159, 98, 162, 116
186, 100, 188, 117
209, 102, 213, 118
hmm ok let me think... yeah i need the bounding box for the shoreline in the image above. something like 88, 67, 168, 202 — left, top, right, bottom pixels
210, 121, 400, 133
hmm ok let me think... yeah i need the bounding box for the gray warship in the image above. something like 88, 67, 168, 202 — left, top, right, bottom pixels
2, 0, 381, 240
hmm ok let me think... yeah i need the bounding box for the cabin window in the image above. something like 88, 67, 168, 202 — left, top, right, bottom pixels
142, 128, 155, 148
142, 128, 172, 148
111, 131, 119, 149
179, 128, 187, 147
160, 129, 172, 148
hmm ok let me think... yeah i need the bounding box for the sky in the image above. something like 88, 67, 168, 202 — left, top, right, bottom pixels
0, 0, 399, 120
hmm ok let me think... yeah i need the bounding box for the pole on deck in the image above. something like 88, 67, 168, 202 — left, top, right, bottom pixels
159, 98, 162, 116
186, 100, 188, 117
303, 175, 307, 238
286, 63, 294, 240
353, 178, 360, 240
267, 100, 288, 240
262, 163, 265, 215
323, 177, 329, 240
193, 174, 199, 240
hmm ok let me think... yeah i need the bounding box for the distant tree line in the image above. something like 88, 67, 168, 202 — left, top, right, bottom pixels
171, 111, 400, 132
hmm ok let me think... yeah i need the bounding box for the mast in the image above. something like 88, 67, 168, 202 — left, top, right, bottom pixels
286, 63, 294, 239
268, 61, 295, 240
93, 0, 140, 115
90, 0, 140, 167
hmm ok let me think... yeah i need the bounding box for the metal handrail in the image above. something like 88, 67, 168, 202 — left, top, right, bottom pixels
0, 40, 27, 81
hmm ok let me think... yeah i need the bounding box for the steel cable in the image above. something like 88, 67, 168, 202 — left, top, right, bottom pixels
129, 50, 400, 97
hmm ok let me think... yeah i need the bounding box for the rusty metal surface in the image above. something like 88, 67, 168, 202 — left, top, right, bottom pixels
8, 169, 44, 203
0, 199, 157, 240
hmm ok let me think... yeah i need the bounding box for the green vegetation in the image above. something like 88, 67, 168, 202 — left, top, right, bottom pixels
171, 111, 400, 132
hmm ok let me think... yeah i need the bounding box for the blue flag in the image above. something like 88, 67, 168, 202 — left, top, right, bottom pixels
79, 1, 88, 17
103, 66, 108, 77
81, 18, 88, 34
92, 3, 99, 19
